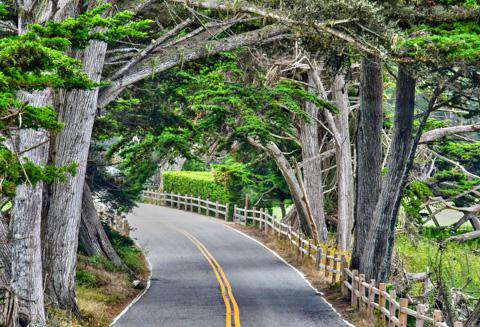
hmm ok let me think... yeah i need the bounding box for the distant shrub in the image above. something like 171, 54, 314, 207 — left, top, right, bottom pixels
163, 171, 231, 204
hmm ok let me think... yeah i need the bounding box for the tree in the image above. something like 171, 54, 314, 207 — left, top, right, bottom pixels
0, 7, 111, 323
8, 0, 285, 314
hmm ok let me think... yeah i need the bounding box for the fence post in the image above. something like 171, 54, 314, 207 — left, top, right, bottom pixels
297, 229, 302, 258
340, 255, 348, 297
288, 226, 293, 251
433, 310, 443, 325
316, 247, 322, 271
233, 205, 237, 222
260, 208, 268, 233
368, 279, 375, 318
399, 298, 408, 327
379, 283, 386, 324
215, 201, 219, 219
197, 197, 201, 213
176, 194, 180, 209
351, 270, 358, 309
389, 289, 396, 327
325, 249, 331, 280
333, 253, 339, 283
206, 199, 211, 216
244, 206, 248, 226
252, 206, 257, 227
415, 304, 426, 327
359, 274, 365, 311
225, 203, 229, 221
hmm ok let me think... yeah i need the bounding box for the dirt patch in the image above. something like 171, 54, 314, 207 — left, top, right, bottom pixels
230, 223, 379, 327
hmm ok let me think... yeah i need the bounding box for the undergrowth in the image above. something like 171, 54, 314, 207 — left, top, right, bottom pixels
395, 227, 480, 298
47, 225, 148, 326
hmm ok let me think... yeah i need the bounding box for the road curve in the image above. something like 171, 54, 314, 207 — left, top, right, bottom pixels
113, 203, 349, 327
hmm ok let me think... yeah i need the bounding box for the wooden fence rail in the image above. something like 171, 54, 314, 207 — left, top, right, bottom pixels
142, 190, 464, 327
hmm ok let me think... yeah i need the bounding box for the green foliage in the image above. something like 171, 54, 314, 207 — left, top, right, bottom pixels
103, 223, 146, 275
402, 180, 432, 223
396, 232, 480, 299
0, 5, 152, 199
402, 21, 480, 63
76, 269, 98, 288
182, 158, 207, 171
163, 171, 232, 204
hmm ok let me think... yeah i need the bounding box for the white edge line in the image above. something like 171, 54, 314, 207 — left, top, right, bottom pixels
223, 224, 355, 327
109, 240, 153, 326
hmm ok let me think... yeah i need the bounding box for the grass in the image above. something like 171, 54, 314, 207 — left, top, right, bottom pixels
47, 226, 149, 327
395, 227, 480, 298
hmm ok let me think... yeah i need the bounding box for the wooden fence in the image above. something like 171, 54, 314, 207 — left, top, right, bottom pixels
143, 190, 229, 221
142, 190, 464, 327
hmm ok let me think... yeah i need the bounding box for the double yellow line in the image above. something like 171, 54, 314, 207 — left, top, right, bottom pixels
176, 228, 241, 327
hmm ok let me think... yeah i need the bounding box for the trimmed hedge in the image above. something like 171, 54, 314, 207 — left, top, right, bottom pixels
163, 171, 231, 204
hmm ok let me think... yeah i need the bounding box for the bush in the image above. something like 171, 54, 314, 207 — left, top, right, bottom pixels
163, 171, 231, 204
76, 269, 98, 288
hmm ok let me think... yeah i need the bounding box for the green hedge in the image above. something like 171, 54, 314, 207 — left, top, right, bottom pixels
163, 171, 231, 204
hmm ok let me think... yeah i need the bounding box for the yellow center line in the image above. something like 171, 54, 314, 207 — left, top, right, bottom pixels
183, 231, 241, 327
173, 227, 241, 327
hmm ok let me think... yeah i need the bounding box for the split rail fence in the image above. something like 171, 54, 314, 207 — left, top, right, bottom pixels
142, 189, 464, 327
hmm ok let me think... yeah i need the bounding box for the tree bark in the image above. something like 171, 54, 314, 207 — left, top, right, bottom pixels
42, 40, 107, 312
10, 91, 51, 326
298, 71, 328, 242
351, 55, 383, 269
79, 183, 126, 269
327, 74, 355, 250
360, 65, 416, 281
420, 123, 480, 143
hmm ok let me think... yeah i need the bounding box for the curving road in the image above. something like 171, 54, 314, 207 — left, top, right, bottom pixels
113, 203, 349, 327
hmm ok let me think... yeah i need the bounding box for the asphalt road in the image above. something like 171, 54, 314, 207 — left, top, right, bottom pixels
113, 203, 349, 327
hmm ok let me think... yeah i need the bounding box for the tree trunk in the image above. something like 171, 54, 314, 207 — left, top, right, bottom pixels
10, 91, 51, 326
42, 40, 107, 312
298, 71, 328, 242
323, 73, 355, 250
351, 55, 383, 269
360, 65, 416, 281
248, 138, 318, 240
79, 183, 127, 269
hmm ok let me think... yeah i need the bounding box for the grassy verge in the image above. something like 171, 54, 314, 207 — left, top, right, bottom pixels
395, 227, 480, 298
48, 226, 149, 326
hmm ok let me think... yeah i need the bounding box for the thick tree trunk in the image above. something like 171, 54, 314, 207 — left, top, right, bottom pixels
351, 56, 383, 269
323, 74, 354, 250
298, 71, 328, 242
360, 65, 416, 281
42, 40, 107, 311
10, 91, 51, 326
79, 183, 126, 269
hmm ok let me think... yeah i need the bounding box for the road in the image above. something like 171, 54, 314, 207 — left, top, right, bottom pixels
113, 203, 349, 327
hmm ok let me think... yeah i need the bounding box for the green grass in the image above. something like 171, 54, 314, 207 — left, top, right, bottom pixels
396, 229, 480, 297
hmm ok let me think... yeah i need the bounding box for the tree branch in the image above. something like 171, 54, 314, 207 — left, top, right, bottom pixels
98, 24, 286, 108
420, 123, 480, 143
